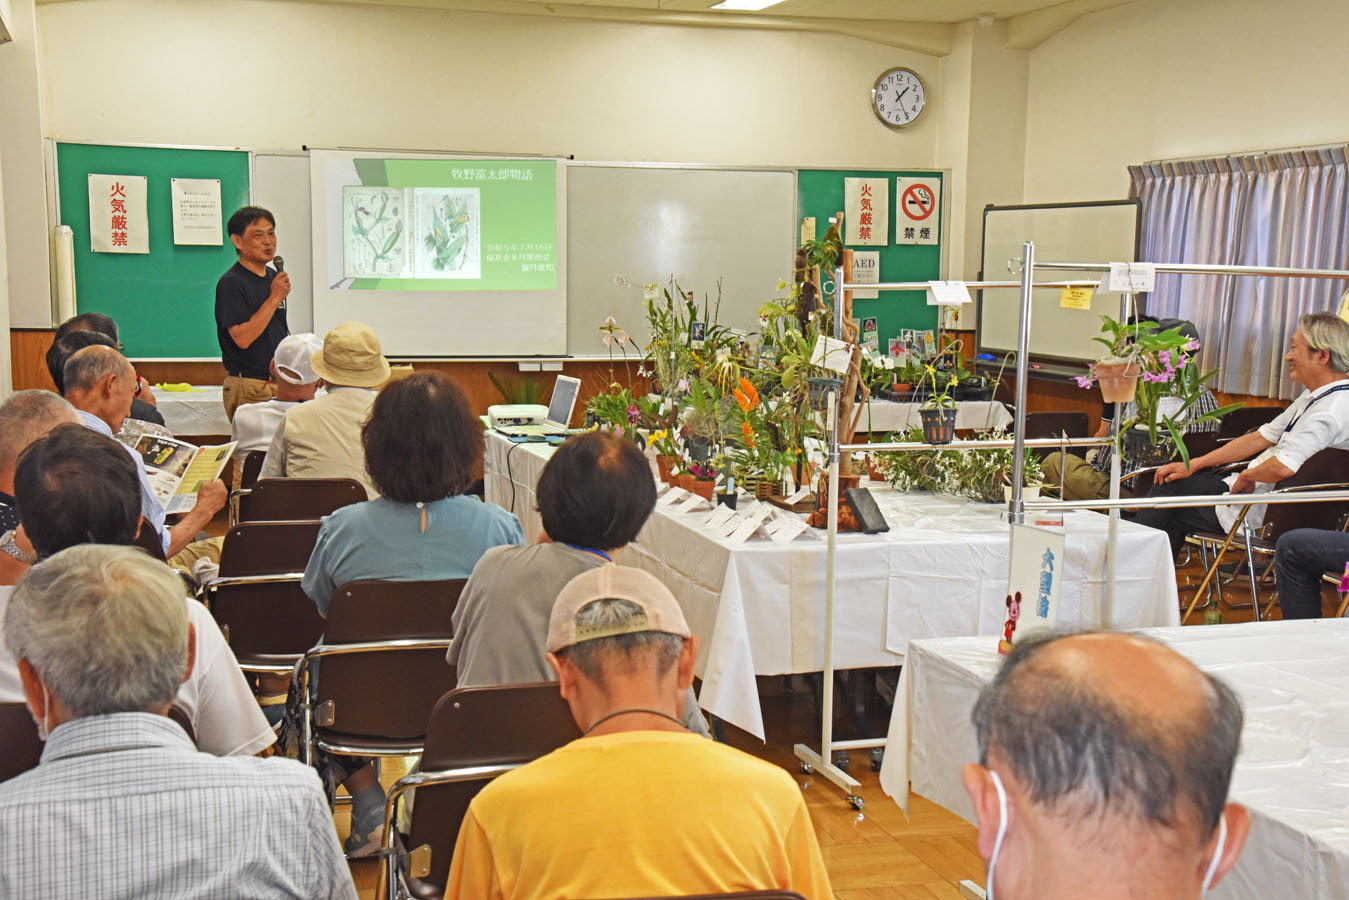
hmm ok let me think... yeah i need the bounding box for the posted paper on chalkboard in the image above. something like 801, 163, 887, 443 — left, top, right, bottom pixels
171, 178, 223, 246
88, 174, 148, 254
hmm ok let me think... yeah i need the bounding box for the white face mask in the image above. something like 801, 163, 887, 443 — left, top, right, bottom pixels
985, 771, 1229, 898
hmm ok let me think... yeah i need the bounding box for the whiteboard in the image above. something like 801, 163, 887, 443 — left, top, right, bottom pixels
567, 165, 796, 355
978, 201, 1140, 363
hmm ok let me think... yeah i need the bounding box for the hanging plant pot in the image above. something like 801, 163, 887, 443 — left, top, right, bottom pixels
1094, 361, 1142, 403
1123, 426, 1173, 467
920, 407, 957, 444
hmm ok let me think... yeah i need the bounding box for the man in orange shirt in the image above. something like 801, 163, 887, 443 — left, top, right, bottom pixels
444, 565, 833, 900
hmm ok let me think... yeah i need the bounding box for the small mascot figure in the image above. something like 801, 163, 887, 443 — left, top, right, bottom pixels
998, 591, 1022, 655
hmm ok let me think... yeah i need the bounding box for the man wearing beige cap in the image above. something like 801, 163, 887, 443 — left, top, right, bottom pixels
231, 332, 324, 459
260, 322, 390, 498
444, 565, 833, 900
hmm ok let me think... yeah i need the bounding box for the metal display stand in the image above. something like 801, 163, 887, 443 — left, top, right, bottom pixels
795, 244, 1349, 807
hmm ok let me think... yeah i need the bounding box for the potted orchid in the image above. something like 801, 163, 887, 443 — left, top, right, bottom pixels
917, 360, 959, 444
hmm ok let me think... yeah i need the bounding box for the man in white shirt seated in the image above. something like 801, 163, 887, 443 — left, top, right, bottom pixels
0, 424, 275, 758
231, 332, 323, 457
0, 544, 356, 900
1136, 312, 1349, 557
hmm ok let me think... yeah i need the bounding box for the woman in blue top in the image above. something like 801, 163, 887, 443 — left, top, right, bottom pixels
300, 370, 523, 856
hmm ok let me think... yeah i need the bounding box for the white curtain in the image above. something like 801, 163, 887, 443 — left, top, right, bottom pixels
1129, 149, 1349, 398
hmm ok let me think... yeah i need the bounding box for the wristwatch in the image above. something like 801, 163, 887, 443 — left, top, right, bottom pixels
0, 530, 36, 564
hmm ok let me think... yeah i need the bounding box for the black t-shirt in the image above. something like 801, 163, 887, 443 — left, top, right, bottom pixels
215, 261, 289, 380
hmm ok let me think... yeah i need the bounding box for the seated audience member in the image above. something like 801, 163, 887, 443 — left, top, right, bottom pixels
260, 321, 389, 497
47, 311, 165, 426
1042, 319, 1220, 501
962, 631, 1249, 900
1136, 312, 1349, 557
298, 371, 524, 856
232, 332, 323, 456
62, 345, 227, 561
0, 391, 79, 580
1275, 527, 1349, 618
0, 424, 274, 757
0, 545, 355, 899
445, 565, 833, 900
450, 431, 710, 736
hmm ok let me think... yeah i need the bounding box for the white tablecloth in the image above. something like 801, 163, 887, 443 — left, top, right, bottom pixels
149, 386, 231, 437
483, 433, 1181, 741
860, 399, 1012, 433
878, 619, 1349, 900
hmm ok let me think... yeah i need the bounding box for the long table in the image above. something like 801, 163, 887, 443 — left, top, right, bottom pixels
483, 431, 1179, 741
861, 398, 1012, 433
878, 620, 1349, 900
149, 385, 231, 437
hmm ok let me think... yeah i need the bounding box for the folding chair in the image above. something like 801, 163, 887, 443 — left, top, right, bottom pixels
235, 477, 367, 524
297, 580, 466, 772
1216, 405, 1284, 443
215, 520, 322, 578
1025, 411, 1089, 461
1181, 449, 1349, 624
0, 703, 43, 784
238, 450, 266, 489
379, 682, 581, 900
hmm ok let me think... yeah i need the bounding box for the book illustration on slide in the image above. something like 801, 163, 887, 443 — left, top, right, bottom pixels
415, 188, 481, 279
343, 186, 410, 279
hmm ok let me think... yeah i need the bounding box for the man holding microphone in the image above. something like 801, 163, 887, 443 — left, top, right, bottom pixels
216, 206, 291, 421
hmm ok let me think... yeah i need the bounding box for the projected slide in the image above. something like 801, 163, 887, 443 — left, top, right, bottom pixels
329, 158, 556, 292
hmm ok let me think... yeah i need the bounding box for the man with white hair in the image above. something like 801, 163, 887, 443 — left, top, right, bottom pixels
444, 565, 833, 900
231, 331, 324, 457
62, 344, 226, 559
0, 391, 79, 574
0, 545, 356, 899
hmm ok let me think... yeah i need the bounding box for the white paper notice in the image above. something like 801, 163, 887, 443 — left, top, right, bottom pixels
844, 178, 889, 246
727, 510, 768, 544
810, 335, 853, 374
895, 176, 940, 245
1003, 524, 1066, 649
704, 505, 737, 531
926, 281, 972, 307
1101, 262, 1156, 294
88, 174, 149, 254
657, 486, 689, 507
783, 485, 812, 505
170, 178, 223, 245
853, 251, 880, 299
766, 515, 809, 544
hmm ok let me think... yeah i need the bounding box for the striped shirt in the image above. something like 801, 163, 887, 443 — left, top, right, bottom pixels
1091, 387, 1221, 477
0, 713, 357, 900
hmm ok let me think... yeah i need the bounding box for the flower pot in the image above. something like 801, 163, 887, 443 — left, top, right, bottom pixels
656, 454, 677, 486
687, 478, 716, 501
1123, 426, 1173, 467
1094, 361, 1142, 403
920, 407, 957, 444
866, 454, 885, 482
716, 492, 738, 510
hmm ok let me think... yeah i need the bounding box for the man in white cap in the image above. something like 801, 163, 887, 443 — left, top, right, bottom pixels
444, 565, 833, 900
260, 321, 391, 498
231, 332, 324, 459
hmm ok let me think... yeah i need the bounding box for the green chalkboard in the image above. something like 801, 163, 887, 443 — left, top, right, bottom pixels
56, 142, 251, 358
796, 169, 943, 353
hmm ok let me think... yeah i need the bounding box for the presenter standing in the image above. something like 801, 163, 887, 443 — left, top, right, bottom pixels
216, 206, 291, 421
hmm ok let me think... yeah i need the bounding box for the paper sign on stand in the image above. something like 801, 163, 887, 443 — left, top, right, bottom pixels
782, 485, 812, 506
1060, 286, 1094, 310
704, 505, 737, 532
810, 335, 853, 374
657, 486, 689, 507
926, 281, 972, 307
1099, 262, 1156, 294
726, 510, 769, 544
766, 515, 810, 543
1001, 524, 1065, 653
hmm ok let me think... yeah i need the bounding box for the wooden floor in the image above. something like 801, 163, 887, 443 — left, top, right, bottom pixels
334, 551, 1339, 898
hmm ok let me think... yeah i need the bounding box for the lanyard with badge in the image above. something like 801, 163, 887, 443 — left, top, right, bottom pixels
1282, 381, 1349, 435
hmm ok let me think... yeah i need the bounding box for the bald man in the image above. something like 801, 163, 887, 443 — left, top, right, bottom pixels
961, 632, 1250, 900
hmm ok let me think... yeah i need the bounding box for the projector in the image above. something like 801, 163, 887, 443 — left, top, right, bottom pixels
489, 404, 549, 429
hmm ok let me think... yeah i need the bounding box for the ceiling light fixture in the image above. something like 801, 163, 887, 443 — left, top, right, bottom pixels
710, 0, 787, 11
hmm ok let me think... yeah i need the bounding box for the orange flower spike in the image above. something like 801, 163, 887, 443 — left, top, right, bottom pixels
734, 389, 751, 413
742, 422, 756, 447
738, 377, 760, 409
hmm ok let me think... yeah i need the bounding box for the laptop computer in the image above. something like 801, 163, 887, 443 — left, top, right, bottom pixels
496, 374, 582, 437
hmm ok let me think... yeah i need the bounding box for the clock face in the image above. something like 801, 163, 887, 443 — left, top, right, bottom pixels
872, 68, 926, 128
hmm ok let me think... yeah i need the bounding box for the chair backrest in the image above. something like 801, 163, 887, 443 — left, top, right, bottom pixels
1263, 448, 1349, 541
217, 520, 322, 577
208, 580, 326, 668
311, 581, 465, 741
167, 705, 197, 746
238, 450, 266, 489
1217, 404, 1284, 441
407, 683, 582, 893
0, 702, 43, 784
1024, 411, 1089, 440
239, 477, 367, 523
132, 520, 167, 562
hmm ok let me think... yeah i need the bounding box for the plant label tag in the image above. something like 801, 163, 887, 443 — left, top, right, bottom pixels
657, 487, 688, 507
705, 505, 737, 531
717, 512, 747, 537
1059, 286, 1094, 310
643, 283, 659, 303
674, 493, 713, 512
926, 281, 972, 307
767, 515, 809, 543
1104, 262, 1155, 293
783, 485, 811, 505
810, 335, 852, 374
727, 510, 769, 544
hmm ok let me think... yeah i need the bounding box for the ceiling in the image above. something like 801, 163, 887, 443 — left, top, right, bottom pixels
231, 0, 1138, 54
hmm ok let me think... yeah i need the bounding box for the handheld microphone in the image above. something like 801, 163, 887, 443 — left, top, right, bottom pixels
272, 255, 285, 273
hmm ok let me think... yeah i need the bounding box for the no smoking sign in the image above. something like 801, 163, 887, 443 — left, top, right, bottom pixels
895, 176, 940, 245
